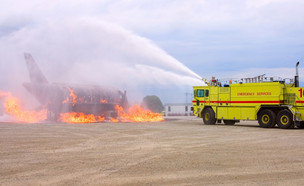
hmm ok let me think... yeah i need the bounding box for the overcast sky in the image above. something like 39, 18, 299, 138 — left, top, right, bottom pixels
1, 0, 304, 103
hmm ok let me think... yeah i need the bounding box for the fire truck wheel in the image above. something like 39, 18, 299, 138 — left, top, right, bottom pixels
295, 121, 304, 129
258, 109, 276, 128
277, 110, 294, 129
224, 120, 235, 125
202, 108, 216, 125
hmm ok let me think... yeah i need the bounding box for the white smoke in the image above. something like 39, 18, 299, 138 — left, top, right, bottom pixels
0, 18, 203, 105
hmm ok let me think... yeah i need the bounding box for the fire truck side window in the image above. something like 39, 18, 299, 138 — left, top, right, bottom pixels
205, 90, 209, 97
197, 90, 205, 97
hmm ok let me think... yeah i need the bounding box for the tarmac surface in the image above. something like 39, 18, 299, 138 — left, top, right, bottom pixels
1, 117, 304, 185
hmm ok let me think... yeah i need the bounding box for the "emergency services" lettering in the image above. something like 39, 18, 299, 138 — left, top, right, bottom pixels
257, 92, 271, 96
237, 92, 272, 96
237, 92, 254, 96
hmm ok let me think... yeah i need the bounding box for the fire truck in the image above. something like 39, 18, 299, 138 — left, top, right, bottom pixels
192, 62, 304, 129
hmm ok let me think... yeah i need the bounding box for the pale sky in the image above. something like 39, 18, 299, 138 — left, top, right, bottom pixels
0, 0, 304, 103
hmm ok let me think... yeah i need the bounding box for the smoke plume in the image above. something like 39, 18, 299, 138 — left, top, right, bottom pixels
0, 18, 203, 107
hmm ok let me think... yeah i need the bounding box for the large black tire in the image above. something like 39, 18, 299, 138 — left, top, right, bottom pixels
295, 121, 304, 129
277, 110, 294, 129
224, 120, 236, 125
258, 109, 276, 128
202, 108, 216, 125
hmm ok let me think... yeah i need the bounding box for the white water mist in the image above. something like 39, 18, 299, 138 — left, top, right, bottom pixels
0, 18, 204, 106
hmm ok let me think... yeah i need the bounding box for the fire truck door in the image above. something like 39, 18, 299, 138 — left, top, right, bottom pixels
217, 87, 231, 119
204, 89, 210, 105
196, 89, 209, 106
219, 87, 230, 106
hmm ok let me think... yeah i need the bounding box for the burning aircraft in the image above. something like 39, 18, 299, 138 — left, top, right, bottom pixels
22, 53, 128, 121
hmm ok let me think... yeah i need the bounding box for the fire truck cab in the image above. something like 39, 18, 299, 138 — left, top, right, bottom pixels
192, 63, 304, 129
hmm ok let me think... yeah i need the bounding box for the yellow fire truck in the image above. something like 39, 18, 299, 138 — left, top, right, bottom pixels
192, 62, 304, 129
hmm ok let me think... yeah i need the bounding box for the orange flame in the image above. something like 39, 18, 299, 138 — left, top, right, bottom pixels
100, 99, 108, 103
0, 91, 163, 124
59, 112, 105, 123
97, 116, 105, 122
69, 87, 77, 106
0, 91, 47, 123
62, 87, 77, 106
59, 104, 164, 123
113, 104, 164, 122
110, 118, 119, 123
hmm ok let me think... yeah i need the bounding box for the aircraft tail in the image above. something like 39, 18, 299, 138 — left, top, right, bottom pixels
24, 53, 49, 84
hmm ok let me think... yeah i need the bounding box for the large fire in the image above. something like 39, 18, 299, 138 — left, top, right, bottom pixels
115, 104, 164, 122
58, 104, 164, 123
59, 112, 105, 123
0, 91, 164, 123
0, 91, 47, 123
